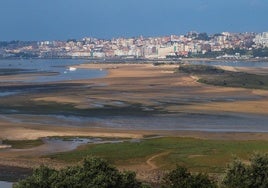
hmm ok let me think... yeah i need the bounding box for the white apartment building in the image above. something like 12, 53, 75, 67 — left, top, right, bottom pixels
254, 32, 268, 47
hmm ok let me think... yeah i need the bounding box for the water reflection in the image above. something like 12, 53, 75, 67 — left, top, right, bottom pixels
0, 59, 106, 98
2, 113, 268, 133
41, 137, 124, 153
0, 181, 13, 188
0, 91, 19, 97
0, 59, 106, 83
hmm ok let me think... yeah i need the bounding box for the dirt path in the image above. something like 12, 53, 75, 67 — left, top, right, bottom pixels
146, 151, 170, 170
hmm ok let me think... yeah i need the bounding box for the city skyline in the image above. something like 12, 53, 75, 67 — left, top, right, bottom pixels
0, 0, 267, 41
2, 31, 268, 60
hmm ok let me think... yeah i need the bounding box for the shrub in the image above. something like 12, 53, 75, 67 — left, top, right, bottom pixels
222, 153, 268, 188
161, 166, 217, 188
14, 157, 145, 188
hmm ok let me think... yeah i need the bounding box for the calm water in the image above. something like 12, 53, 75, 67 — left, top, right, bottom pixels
0, 181, 12, 188
0, 60, 267, 84
0, 59, 107, 98
2, 113, 268, 133
0, 59, 106, 83
41, 137, 125, 153
1, 60, 268, 133
0, 91, 18, 97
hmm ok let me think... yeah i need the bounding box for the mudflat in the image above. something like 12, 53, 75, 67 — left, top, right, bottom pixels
1, 63, 268, 182
1, 62, 268, 141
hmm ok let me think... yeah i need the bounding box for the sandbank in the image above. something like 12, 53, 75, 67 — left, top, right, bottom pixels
1, 62, 268, 181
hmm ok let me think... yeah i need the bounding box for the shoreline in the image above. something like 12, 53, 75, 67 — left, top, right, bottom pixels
1, 63, 268, 141
3, 130, 268, 184
2, 129, 268, 182
3, 120, 268, 141
1, 57, 268, 63
1, 62, 268, 182
0, 165, 32, 182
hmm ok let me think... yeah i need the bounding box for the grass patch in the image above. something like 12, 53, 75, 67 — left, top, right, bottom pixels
48, 137, 268, 173
178, 64, 268, 90
0, 100, 166, 117
2, 139, 44, 149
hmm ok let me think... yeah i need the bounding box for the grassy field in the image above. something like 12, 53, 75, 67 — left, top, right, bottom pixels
178, 64, 268, 90
48, 137, 268, 173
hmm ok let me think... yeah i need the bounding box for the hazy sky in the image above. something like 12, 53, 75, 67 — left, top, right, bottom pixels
0, 0, 267, 41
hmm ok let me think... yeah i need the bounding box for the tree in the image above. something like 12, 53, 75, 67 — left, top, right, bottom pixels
252, 47, 268, 57
14, 157, 146, 188
196, 33, 210, 41
222, 153, 268, 188
222, 159, 249, 188
13, 165, 57, 188
250, 153, 268, 187
161, 166, 217, 188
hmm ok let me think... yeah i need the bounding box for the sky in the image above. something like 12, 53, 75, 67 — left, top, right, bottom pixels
0, 0, 267, 41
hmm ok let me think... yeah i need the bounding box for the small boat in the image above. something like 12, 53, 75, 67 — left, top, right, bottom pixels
69, 67, 77, 71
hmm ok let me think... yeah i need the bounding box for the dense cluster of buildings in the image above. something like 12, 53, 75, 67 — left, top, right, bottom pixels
254, 32, 268, 48
1, 31, 268, 59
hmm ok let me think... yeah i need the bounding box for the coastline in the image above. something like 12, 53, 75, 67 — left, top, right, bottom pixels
1, 62, 268, 183
1, 62, 268, 141
1, 57, 268, 63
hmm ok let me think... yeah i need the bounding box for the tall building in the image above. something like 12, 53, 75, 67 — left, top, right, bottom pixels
254, 32, 268, 47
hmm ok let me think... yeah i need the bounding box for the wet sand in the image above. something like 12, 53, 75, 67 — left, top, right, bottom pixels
1, 63, 268, 144
1, 63, 267, 134
1, 63, 268, 182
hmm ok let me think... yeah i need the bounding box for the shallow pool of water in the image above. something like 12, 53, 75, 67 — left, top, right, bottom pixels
41, 137, 124, 153
0, 181, 13, 188
0, 91, 19, 97
1, 60, 268, 132
2, 112, 268, 133
0, 59, 106, 84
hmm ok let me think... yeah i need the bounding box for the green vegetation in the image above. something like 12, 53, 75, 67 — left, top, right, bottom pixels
162, 166, 217, 188
195, 32, 211, 41
49, 137, 268, 173
2, 139, 43, 149
189, 47, 268, 58
178, 64, 268, 90
16, 154, 268, 188
0, 100, 165, 117
252, 47, 268, 57
178, 65, 225, 75
223, 153, 268, 188
14, 157, 148, 188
